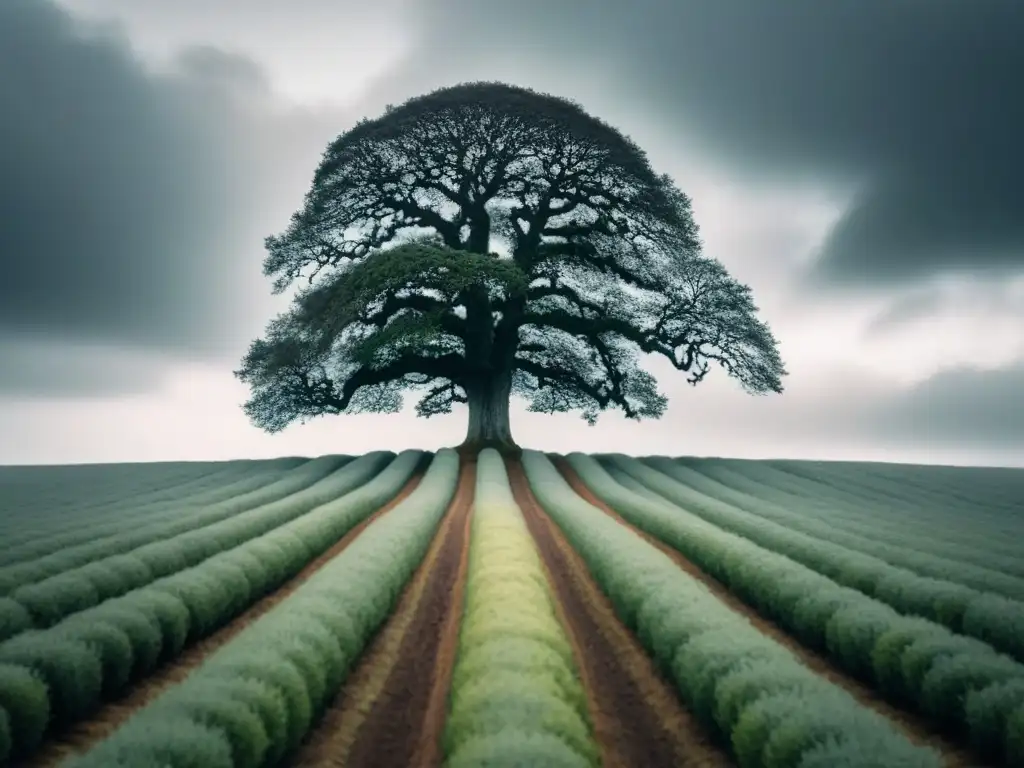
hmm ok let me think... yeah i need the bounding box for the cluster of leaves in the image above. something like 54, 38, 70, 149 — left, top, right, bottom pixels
237, 82, 786, 435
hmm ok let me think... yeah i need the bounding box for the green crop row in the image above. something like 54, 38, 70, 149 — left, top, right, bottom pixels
0, 450, 423, 765
63, 449, 460, 768
0, 453, 392, 639
613, 455, 1024, 665
524, 451, 940, 767
570, 453, 1024, 766
0, 460, 305, 563
443, 449, 598, 768
775, 458, 1023, 527
684, 458, 1024, 576
0, 455, 352, 598
0, 461, 233, 532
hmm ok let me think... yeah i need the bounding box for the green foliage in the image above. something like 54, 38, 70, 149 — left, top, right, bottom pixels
69, 450, 460, 767
158, 687, 271, 768
444, 450, 598, 767
624, 455, 1024, 663
0, 600, 31, 644
0, 704, 9, 765
239, 81, 786, 440
570, 452, 1024, 764
0, 663, 49, 758
0, 451, 420, 760
0, 456, 349, 603
524, 451, 941, 767
0, 633, 103, 725
51, 619, 135, 697
0, 460, 304, 571
965, 680, 1024, 761
0, 454, 382, 639
445, 730, 593, 768
64, 719, 236, 768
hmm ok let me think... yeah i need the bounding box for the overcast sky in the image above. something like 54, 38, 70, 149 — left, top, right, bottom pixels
2, 0, 1022, 467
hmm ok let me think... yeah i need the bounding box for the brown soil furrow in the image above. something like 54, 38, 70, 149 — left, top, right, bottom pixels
554, 457, 982, 768
507, 459, 734, 768
25, 474, 423, 768
289, 458, 475, 768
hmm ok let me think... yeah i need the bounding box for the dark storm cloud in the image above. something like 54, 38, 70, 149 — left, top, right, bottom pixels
0, 0, 347, 394
410, 0, 1024, 287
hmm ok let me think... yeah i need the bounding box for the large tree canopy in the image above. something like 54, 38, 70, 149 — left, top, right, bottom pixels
236, 81, 786, 451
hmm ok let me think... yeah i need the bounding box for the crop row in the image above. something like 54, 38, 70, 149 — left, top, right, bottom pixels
0, 455, 351, 596
0, 460, 305, 556
653, 457, 1024, 594
612, 455, 1024, 664
63, 449, 460, 768
857, 461, 1024, 513
443, 449, 598, 768
525, 451, 941, 767
775, 459, 1024, 523
693, 459, 1024, 563
0, 461, 261, 537
0, 450, 424, 764
570, 453, 1024, 766
0, 461, 228, 524
0, 453, 394, 644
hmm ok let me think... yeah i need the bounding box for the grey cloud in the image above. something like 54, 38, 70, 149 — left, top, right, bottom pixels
0, 0, 351, 394
0, 333, 164, 397
867, 364, 1024, 448
864, 278, 1024, 336
404, 0, 1024, 287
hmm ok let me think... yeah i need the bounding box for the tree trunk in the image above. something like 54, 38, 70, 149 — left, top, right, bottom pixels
458, 371, 520, 457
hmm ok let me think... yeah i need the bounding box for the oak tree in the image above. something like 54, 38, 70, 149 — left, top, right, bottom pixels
236, 82, 786, 453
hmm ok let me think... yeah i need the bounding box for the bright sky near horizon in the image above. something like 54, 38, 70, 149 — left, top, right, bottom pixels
1, 0, 1022, 467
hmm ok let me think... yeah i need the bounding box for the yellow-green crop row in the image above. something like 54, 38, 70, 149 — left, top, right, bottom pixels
62, 449, 460, 768
573, 453, 1024, 767
442, 449, 599, 768
0, 450, 419, 765
526, 451, 943, 768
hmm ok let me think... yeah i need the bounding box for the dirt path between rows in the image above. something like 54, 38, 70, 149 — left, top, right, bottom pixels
507, 459, 734, 768
554, 458, 983, 768
24, 473, 423, 768
288, 457, 475, 768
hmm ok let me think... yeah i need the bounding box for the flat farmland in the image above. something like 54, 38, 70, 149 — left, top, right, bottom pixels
0, 450, 1022, 767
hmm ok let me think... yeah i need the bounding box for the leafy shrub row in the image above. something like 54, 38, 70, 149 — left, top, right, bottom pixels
63, 449, 460, 768
571, 453, 1024, 766
0, 450, 423, 764
775, 458, 1023, 526
0, 454, 392, 638
524, 451, 941, 768
0, 460, 305, 562
615, 455, 1024, 664
0, 456, 352, 597
0, 461, 233, 538
683, 458, 1024, 578
443, 449, 598, 768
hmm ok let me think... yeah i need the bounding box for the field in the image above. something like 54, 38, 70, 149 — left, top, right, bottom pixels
0, 450, 1022, 767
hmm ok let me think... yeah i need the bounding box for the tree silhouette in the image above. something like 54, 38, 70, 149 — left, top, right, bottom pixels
236, 82, 786, 453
